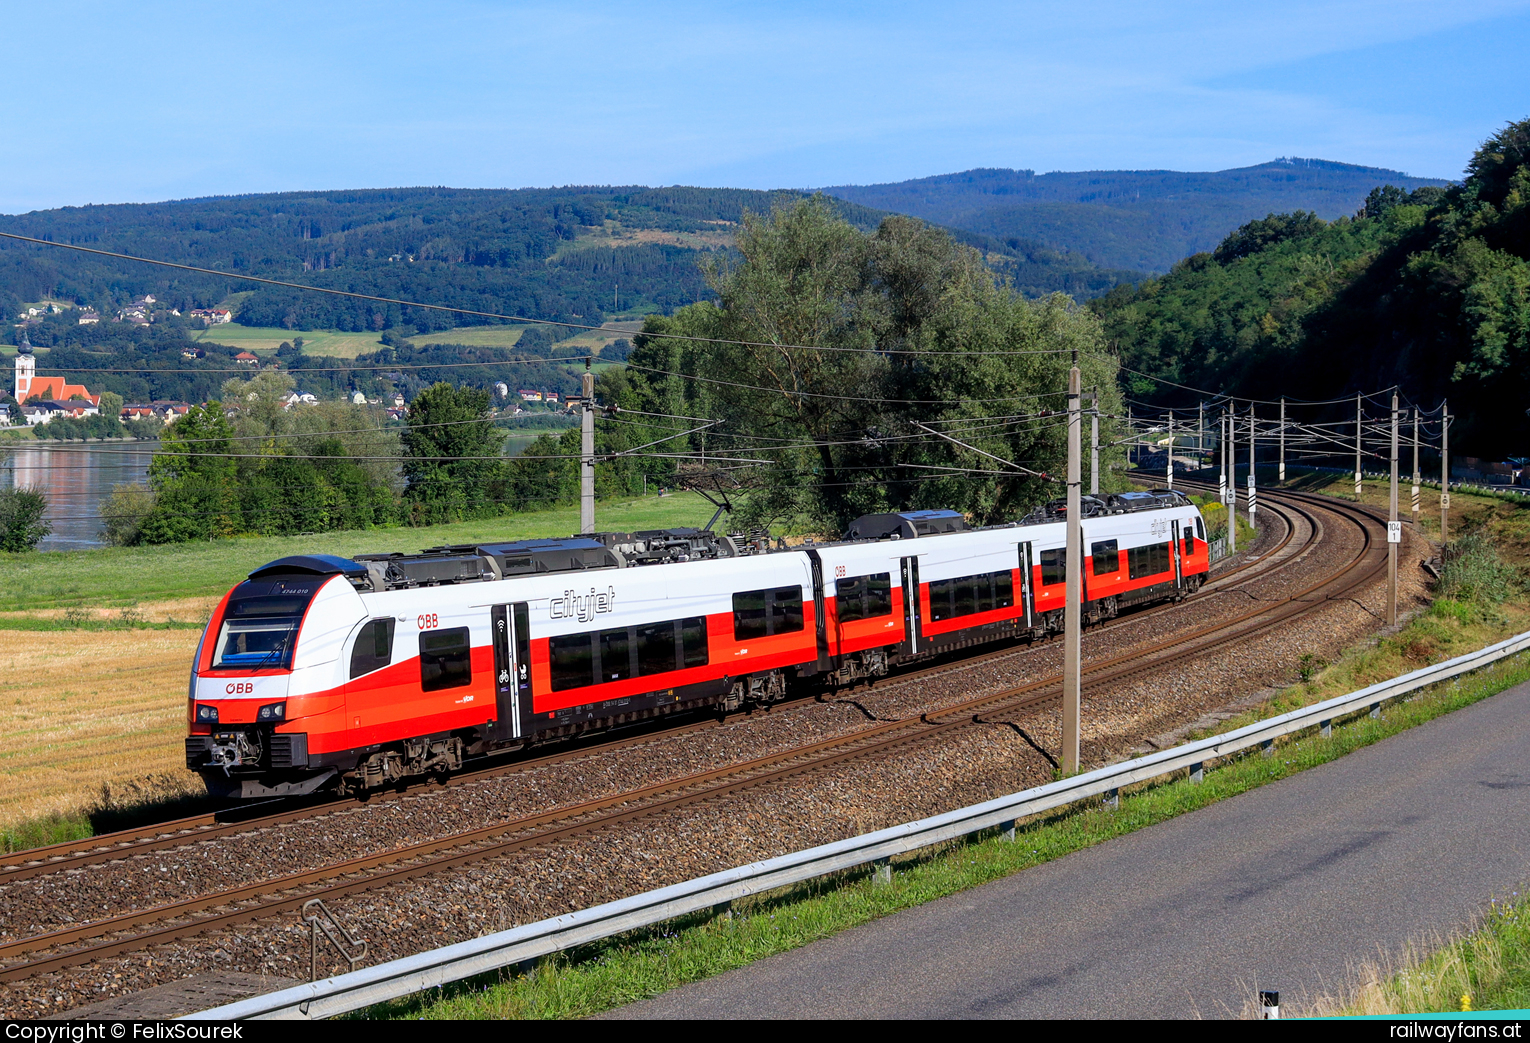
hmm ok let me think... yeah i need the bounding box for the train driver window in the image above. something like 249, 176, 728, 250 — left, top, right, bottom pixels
420, 627, 472, 692
1196, 517, 1205, 541
1091, 539, 1119, 576
349, 618, 396, 679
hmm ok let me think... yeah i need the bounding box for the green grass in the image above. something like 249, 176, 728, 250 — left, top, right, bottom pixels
190, 324, 389, 358
366, 641, 1530, 1020
0, 492, 715, 611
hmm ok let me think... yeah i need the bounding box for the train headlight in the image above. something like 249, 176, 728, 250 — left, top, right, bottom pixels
256, 701, 286, 722
195, 704, 219, 724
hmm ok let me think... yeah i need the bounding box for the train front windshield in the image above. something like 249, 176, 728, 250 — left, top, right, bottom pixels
211, 583, 320, 670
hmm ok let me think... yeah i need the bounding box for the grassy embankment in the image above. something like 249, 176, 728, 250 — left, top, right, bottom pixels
370, 482, 1530, 1020
0, 492, 714, 847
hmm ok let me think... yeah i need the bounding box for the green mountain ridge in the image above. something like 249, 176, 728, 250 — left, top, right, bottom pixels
824, 159, 1451, 273
0, 185, 1135, 338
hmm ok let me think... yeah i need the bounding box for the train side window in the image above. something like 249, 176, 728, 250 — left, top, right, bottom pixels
1128, 542, 1173, 580
349, 618, 395, 679
837, 573, 892, 624
732, 590, 768, 640
600, 627, 632, 682
995, 570, 1014, 608
955, 576, 978, 616
772, 587, 805, 634
636, 620, 677, 677
419, 627, 472, 692
1040, 549, 1066, 586
549, 633, 596, 691
929, 577, 954, 622
733, 587, 804, 638
836, 575, 866, 624
680, 617, 709, 667
1091, 539, 1119, 576
867, 573, 893, 617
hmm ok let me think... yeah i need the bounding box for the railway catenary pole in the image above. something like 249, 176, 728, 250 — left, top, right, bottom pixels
1218, 410, 1227, 506
1388, 393, 1400, 626
1412, 407, 1421, 526
1199, 401, 1205, 471
1063, 364, 1083, 774
1126, 406, 1133, 467
1279, 397, 1286, 484
1225, 411, 1236, 555
1441, 400, 1451, 542
580, 358, 596, 534
1090, 392, 1100, 496
1355, 392, 1364, 499
1166, 410, 1174, 490
1247, 406, 1257, 526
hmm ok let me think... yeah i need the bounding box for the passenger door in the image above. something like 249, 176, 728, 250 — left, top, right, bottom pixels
900, 556, 922, 655
491, 603, 532, 739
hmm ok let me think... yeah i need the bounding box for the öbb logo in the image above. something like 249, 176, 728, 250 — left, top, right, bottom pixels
225, 682, 254, 695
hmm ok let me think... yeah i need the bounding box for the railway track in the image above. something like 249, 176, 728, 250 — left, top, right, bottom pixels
0, 488, 1386, 991
0, 487, 1300, 886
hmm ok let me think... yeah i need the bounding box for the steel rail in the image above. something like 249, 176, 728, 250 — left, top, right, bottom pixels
0, 494, 1374, 986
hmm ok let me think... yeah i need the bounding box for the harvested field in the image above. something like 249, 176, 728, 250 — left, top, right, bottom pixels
0, 625, 201, 829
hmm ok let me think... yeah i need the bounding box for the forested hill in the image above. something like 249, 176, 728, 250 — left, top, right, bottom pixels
824, 160, 1450, 274
0, 185, 1136, 335
1088, 118, 1530, 456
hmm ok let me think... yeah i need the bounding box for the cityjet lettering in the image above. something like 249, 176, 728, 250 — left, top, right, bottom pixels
549, 587, 617, 623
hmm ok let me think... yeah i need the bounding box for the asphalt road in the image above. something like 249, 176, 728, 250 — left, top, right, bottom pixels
611, 678, 1530, 1019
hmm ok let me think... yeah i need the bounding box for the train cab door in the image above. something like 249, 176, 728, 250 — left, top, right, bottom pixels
900, 556, 922, 656
1018, 542, 1035, 628
491, 603, 532, 739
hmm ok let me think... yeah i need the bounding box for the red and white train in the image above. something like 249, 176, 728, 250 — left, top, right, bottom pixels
186, 490, 1209, 798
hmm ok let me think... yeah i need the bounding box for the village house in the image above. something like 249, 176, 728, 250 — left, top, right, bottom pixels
77, 310, 100, 325
234, 351, 259, 366
518, 389, 543, 402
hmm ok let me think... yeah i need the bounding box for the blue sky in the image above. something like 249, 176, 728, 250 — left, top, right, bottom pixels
4, 0, 1528, 213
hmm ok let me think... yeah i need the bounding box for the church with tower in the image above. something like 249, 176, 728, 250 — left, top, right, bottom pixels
12, 334, 99, 407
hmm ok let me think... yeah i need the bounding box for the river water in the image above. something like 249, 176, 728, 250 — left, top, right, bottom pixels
0, 434, 549, 552
0, 444, 154, 551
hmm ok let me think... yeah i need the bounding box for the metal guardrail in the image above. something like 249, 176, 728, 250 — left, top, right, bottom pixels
184, 628, 1530, 1021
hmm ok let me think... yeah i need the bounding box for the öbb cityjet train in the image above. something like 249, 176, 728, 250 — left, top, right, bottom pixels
186, 490, 1209, 798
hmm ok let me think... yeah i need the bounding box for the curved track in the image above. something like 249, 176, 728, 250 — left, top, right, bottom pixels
0, 488, 1389, 990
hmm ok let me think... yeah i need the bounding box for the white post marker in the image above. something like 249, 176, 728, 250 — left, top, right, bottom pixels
1260, 990, 1281, 1020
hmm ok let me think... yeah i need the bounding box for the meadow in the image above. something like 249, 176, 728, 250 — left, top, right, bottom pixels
189, 322, 638, 360
190, 324, 389, 358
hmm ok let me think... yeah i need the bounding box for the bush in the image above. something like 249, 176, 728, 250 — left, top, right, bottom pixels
101, 484, 156, 547
1438, 529, 1522, 604
0, 487, 50, 551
